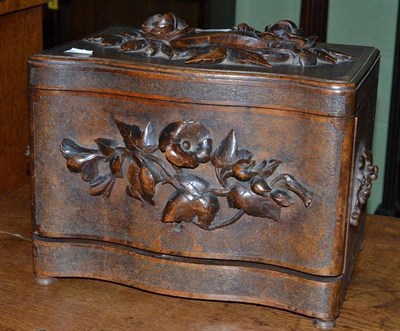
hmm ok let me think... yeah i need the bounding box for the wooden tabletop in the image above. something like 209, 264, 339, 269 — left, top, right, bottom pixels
0, 184, 399, 331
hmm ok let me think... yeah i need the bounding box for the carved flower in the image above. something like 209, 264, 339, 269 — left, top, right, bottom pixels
142, 12, 189, 40
159, 120, 212, 168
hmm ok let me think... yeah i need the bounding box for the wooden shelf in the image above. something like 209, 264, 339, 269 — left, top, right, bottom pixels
0, 0, 46, 195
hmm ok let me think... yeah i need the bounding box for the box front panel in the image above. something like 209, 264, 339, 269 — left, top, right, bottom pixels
32, 90, 353, 276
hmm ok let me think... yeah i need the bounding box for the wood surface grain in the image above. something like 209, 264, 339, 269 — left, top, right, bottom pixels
0, 184, 398, 330
0, 4, 44, 195
0, 0, 47, 16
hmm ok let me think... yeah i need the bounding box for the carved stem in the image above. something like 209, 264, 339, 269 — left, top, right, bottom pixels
125, 133, 183, 192
146, 153, 183, 190
215, 167, 232, 190
207, 210, 245, 230
208, 188, 230, 197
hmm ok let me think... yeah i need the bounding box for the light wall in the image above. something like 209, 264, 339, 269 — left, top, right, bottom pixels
327, 0, 398, 213
235, 0, 301, 30
235, 0, 399, 213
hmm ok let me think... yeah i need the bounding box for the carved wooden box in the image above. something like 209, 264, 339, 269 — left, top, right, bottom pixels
30, 14, 379, 329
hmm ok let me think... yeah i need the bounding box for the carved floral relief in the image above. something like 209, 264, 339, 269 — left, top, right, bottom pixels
350, 145, 378, 226
61, 119, 313, 230
85, 13, 356, 67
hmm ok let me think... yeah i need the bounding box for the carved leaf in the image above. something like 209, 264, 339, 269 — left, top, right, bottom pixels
171, 31, 269, 51
258, 159, 281, 178
186, 46, 227, 65
101, 35, 124, 46
126, 162, 156, 205
86, 34, 124, 46
89, 173, 115, 197
297, 50, 317, 66
61, 138, 96, 157
227, 183, 281, 220
236, 149, 253, 162
323, 48, 357, 61
162, 192, 196, 223
258, 31, 281, 42
61, 138, 120, 197
61, 138, 101, 172
81, 157, 101, 181
141, 122, 158, 152
212, 130, 237, 168
192, 194, 220, 229
110, 155, 124, 177
212, 130, 254, 170
160, 44, 174, 59
139, 164, 156, 199
95, 138, 119, 158
162, 191, 219, 229
227, 49, 271, 67
234, 23, 261, 34
313, 48, 337, 64
174, 174, 209, 197
282, 33, 316, 49
115, 120, 157, 153
115, 120, 142, 151
143, 41, 160, 57
120, 39, 147, 52
264, 51, 291, 64
126, 185, 143, 201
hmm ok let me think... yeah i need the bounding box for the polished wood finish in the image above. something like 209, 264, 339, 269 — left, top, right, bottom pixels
0, 0, 46, 196
1, 184, 399, 330
29, 18, 379, 327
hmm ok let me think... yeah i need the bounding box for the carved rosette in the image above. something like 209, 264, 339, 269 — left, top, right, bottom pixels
61, 119, 313, 230
350, 146, 378, 226
85, 13, 356, 67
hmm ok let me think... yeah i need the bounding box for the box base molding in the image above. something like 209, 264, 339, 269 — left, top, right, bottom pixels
32, 236, 357, 323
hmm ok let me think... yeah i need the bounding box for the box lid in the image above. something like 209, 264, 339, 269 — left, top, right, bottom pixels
29, 14, 380, 117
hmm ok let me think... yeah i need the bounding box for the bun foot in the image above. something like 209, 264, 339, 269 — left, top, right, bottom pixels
312, 318, 337, 329
35, 275, 57, 286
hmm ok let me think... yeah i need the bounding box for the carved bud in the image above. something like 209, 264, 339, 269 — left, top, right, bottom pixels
142, 12, 189, 40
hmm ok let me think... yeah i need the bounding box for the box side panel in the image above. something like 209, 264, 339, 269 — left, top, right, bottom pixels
29, 60, 355, 117
32, 89, 353, 276
344, 59, 379, 273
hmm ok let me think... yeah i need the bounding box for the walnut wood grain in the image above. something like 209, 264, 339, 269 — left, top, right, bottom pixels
29, 26, 380, 328
31, 89, 353, 277
0, 185, 399, 331
0, 5, 44, 196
